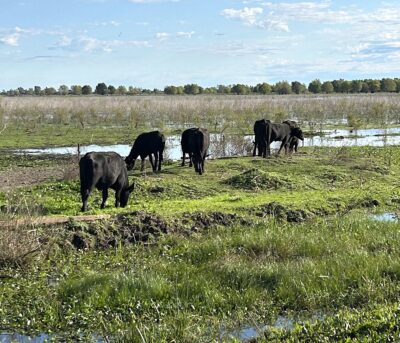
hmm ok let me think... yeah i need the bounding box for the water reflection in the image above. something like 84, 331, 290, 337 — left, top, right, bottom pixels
15, 127, 400, 161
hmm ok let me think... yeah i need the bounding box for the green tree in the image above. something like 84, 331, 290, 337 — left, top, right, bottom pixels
164, 86, 178, 95
274, 81, 291, 94
381, 78, 396, 92
321, 81, 334, 94
58, 85, 69, 95
254, 82, 272, 94
350, 80, 362, 93
217, 85, 231, 94
108, 85, 116, 95
34, 86, 41, 96
95, 83, 108, 95
361, 82, 370, 93
368, 80, 381, 93
183, 84, 201, 95
71, 85, 82, 95
308, 79, 322, 94
82, 85, 92, 95
340, 80, 351, 93
332, 79, 343, 93
231, 84, 251, 95
44, 87, 57, 95
291, 81, 306, 94
117, 86, 127, 95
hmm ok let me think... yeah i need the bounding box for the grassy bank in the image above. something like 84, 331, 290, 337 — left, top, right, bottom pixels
0, 146, 399, 341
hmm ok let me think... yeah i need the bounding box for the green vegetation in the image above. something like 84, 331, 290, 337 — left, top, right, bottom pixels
0, 146, 399, 341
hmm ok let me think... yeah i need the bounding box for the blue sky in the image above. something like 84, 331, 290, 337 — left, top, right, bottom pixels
1, 0, 400, 89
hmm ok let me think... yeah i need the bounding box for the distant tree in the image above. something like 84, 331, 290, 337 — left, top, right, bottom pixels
217, 85, 231, 94
95, 83, 108, 95
381, 78, 397, 92
183, 84, 201, 95
128, 86, 142, 95
58, 85, 69, 95
360, 82, 370, 93
368, 79, 381, 93
274, 81, 291, 94
340, 80, 351, 93
204, 87, 217, 94
82, 85, 92, 95
321, 81, 334, 94
34, 86, 41, 96
395, 78, 400, 92
231, 84, 251, 95
350, 80, 362, 93
17, 87, 26, 95
308, 79, 322, 94
332, 79, 343, 93
44, 87, 57, 95
164, 86, 176, 95
291, 81, 306, 94
71, 85, 82, 95
108, 85, 117, 95
117, 86, 127, 95
254, 82, 272, 94
26, 88, 34, 96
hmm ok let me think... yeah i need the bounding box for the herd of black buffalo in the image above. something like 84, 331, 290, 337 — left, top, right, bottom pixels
79, 120, 304, 212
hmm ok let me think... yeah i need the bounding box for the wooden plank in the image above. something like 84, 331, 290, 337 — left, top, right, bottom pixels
0, 214, 111, 228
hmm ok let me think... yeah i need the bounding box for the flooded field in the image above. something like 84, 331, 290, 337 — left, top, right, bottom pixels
14, 127, 400, 161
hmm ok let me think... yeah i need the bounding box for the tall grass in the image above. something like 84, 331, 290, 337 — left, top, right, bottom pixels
1, 94, 400, 133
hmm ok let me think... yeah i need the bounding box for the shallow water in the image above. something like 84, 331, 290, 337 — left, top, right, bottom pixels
15, 128, 400, 161
370, 213, 398, 222
0, 332, 105, 343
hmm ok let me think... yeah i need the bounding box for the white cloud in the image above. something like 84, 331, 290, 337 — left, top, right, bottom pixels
221, 7, 264, 26
53, 35, 151, 53
156, 32, 169, 41
176, 31, 195, 38
129, 0, 179, 3
0, 33, 20, 46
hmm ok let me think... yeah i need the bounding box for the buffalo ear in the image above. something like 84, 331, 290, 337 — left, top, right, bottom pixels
127, 183, 135, 193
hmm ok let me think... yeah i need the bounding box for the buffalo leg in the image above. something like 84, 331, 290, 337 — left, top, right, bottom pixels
189, 153, 193, 167
140, 158, 145, 172
148, 154, 156, 172
101, 188, 108, 209
115, 188, 121, 208
158, 149, 163, 171
81, 188, 90, 212
153, 152, 159, 172
252, 141, 257, 157
181, 152, 186, 167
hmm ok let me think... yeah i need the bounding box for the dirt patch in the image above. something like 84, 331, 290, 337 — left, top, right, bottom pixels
185, 211, 249, 230
225, 169, 294, 191
256, 202, 310, 222
65, 211, 181, 249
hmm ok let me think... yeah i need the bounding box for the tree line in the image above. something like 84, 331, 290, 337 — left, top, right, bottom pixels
2, 78, 400, 96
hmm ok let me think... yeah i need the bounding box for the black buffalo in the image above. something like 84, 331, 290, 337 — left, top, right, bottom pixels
125, 131, 166, 172
183, 128, 210, 175
79, 152, 134, 212
180, 127, 198, 167
253, 119, 271, 158
282, 120, 301, 153
268, 122, 304, 155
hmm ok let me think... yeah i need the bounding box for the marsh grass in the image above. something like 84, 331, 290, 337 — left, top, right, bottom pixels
1, 94, 400, 148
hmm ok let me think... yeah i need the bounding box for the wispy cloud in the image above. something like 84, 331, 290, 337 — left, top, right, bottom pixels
52, 35, 151, 53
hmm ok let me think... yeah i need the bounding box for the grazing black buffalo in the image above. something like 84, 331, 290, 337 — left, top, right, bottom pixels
253, 119, 271, 158
181, 127, 198, 167
79, 152, 134, 212
125, 131, 166, 172
184, 128, 210, 175
268, 122, 304, 155
282, 120, 301, 153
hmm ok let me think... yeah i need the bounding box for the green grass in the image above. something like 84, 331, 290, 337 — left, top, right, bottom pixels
0, 146, 399, 341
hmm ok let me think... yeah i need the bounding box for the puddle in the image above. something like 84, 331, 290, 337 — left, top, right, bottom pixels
370, 212, 398, 222
0, 332, 105, 343
224, 313, 323, 342
14, 127, 400, 161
